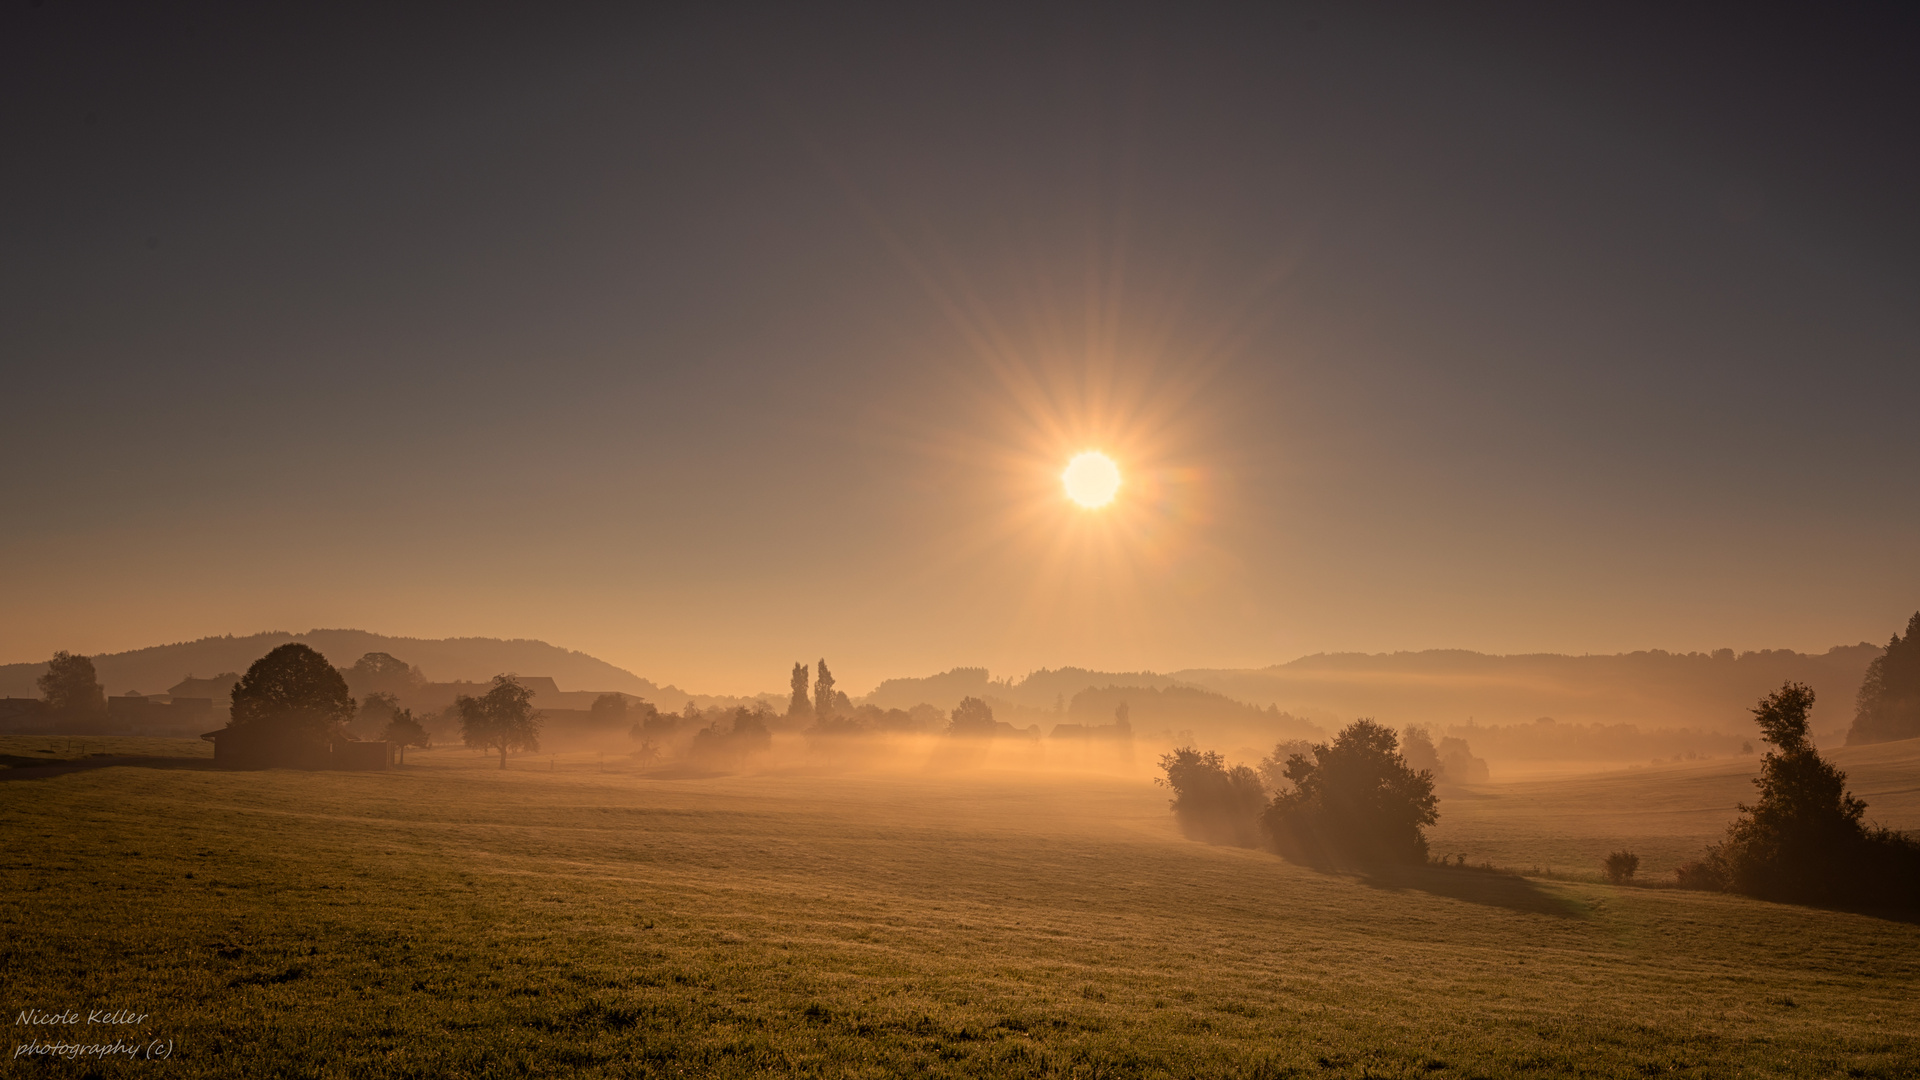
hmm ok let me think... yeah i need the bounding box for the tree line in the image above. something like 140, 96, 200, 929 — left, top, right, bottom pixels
1160, 679, 1918, 911
93, 643, 538, 767
616, 665, 1033, 767
1847, 610, 1920, 744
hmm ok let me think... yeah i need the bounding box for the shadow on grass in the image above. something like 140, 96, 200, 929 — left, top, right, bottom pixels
1736, 891, 1920, 926
1294, 859, 1590, 918
1818, 902, 1920, 925
0, 754, 216, 781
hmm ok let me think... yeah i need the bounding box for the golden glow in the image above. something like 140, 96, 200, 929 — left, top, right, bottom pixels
1062, 451, 1122, 508
836, 214, 1242, 673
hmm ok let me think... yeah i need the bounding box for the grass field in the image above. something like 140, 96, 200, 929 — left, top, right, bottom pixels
1426, 740, 1920, 879
3, 736, 1917, 1078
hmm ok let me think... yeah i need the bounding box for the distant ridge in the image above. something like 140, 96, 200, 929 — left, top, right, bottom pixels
0, 629, 718, 709
3, 634, 1882, 737
1170, 646, 1879, 733
862, 666, 1191, 712
863, 645, 1882, 735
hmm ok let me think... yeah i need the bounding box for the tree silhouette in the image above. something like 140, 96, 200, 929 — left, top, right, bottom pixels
360, 690, 400, 714
1400, 725, 1443, 780
1708, 682, 1872, 902
1437, 735, 1490, 783
355, 690, 401, 737
1156, 747, 1267, 847
732, 705, 772, 752
624, 698, 665, 737
228, 644, 356, 745
382, 708, 430, 763
37, 651, 105, 720
789, 662, 812, 719
1257, 738, 1315, 792
690, 705, 773, 767
813, 660, 836, 719
1847, 611, 1920, 745
343, 652, 423, 697
458, 675, 543, 769
590, 693, 628, 721
1263, 719, 1439, 864
948, 696, 996, 737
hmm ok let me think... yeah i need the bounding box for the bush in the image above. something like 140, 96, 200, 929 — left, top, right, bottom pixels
1858, 826, 1920, 907
689, 706, 773, 768
1674, 853, 1730, 891
1262, 719, 1438, 865
1156, 748, 1268, 847
1602, 850, 1640, 884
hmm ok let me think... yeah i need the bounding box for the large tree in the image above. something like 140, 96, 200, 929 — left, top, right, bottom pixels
1263, 719, 1439, 864
458, 675, 543, 768
1711, 682, 1875, 903
788, 662, 812, 719
343, 651, 423, 699
1847, 611, 1920, 745
947, 696, 996, 737
37, 651, 105, 720
227, 644, 356, 744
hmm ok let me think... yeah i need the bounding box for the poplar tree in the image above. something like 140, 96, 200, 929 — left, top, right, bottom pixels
813, 660, 836, 718
788, 662, 812, 718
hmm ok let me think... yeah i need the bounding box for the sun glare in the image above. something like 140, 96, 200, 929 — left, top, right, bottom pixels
1062, 451, 1122, 509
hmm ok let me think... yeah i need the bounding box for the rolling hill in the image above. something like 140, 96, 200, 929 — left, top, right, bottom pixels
4, 633, 1882, 755
0, 630, 680, 704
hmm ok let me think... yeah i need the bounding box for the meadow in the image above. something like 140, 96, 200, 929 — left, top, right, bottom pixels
1424, 740, 1920, 879
3, 736, 1916, 1078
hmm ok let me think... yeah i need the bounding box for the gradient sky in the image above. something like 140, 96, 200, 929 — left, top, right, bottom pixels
5, 4, 1918, 695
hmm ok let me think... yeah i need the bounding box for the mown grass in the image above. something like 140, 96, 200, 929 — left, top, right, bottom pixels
1, 740, 1916, 1078
0, 734, 212, 764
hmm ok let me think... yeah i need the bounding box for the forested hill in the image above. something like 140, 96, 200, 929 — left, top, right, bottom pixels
1177, 647, 1881, 735
0, 630, 674, 701
865, 646, 1881, 736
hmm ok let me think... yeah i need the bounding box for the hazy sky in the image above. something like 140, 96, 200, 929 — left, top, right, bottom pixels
5, 4, 1918, 694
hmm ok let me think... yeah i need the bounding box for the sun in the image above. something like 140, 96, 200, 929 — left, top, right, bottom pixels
1061, 451, 1122, 509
